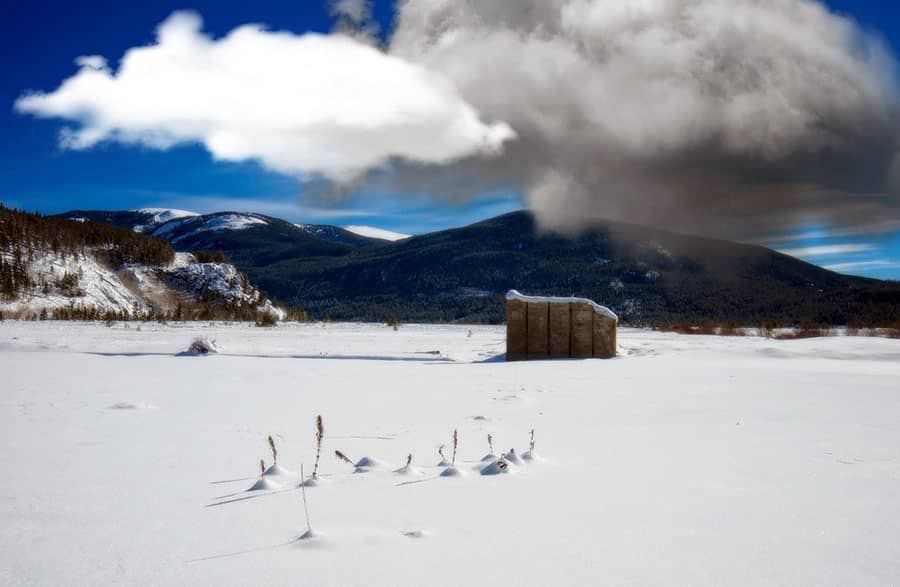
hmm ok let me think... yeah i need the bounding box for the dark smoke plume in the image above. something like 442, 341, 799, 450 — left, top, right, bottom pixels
384, 0, 900, 238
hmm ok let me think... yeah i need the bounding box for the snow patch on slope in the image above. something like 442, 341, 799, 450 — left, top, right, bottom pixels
342, 225, 410, 241
152, 213, 268, 243
201, 214, 267, 232
132, 208, 198, 233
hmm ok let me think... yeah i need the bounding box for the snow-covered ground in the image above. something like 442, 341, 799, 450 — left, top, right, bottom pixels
1, 323, 899, 585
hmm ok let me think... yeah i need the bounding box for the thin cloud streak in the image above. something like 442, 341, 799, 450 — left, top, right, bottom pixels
778, 244, 876, 257
758, 218, 900, 244
824, 259, 900, 273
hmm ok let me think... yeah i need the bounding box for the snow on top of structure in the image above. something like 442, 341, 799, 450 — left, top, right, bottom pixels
342, 225, 411, 241
506, 290, 618, 322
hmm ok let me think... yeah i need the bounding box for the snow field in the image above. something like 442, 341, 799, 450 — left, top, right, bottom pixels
1, 321, 899, 585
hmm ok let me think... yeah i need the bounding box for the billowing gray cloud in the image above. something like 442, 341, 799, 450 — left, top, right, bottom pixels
329, 0, 380, 43
385, 0, 900, 238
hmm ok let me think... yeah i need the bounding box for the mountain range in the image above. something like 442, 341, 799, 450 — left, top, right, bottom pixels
59, 208, 900, 325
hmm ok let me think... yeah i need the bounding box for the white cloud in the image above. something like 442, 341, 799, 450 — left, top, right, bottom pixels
778, 244, 876, 257
73, 55, 108, 71
15, 11, 513, 182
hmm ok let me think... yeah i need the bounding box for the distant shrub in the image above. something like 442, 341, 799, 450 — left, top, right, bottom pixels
255, 310, 278, 327
187, 336, 220, 354
284, 306, 309, 322
387, 315, 401, 331
193, 250, 229, 263
773, 322, 830, 340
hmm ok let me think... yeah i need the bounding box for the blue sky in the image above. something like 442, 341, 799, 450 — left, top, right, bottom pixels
1, 0, 899, 279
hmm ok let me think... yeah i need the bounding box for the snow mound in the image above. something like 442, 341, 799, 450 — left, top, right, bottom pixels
342, 225, 411, 242
481, 453, 499, 462
354, 457, 387, 472
503, 450, 524, 465
301, 476, 328, 487
185, 337, 221, 355
439, 466, 466, 477
246, 477, 280, 492
392, 463, 423, 476
521, 451, 539, 462
263, 463, 291, 477
480, 459, 512, 475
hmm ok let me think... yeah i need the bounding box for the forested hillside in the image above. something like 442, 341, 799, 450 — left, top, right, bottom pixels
1, 205, 173, 301
1, 206, 281, 321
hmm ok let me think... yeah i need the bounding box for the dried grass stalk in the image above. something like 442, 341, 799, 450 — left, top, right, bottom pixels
300, 464, 312, 533
312, 415, 325, 480
335, 449, 355, 466
488, 433, 494, 454
259, 459, 265, 478
405, 453, 412, 467
268, 435, 277, 464
529, 429, 535, 452
438, 445, 446, 461
451, 429, 458, 467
